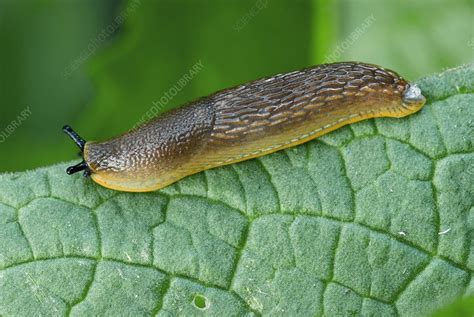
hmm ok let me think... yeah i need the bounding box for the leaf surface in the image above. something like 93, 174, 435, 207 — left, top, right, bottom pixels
0, 64, 473, 316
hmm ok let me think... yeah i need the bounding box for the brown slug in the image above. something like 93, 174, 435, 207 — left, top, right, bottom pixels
63, 62, 426, 192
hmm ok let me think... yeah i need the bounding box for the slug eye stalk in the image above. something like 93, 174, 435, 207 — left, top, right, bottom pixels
63, 125, 86, 151
62, 125, 90, 177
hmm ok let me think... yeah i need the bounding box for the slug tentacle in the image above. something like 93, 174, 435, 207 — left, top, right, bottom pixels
66, 161, 89, 176
63, 125, 91, 176
63, 62, 426, 192
63, 125, 86, 151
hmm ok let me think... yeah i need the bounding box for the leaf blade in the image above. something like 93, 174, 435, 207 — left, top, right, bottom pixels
0, 64, 473, 316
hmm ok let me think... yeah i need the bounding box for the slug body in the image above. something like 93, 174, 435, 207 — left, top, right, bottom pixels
64, 62, 426, 192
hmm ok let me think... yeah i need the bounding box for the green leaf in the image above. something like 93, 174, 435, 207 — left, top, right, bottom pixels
0, 64, 473, 316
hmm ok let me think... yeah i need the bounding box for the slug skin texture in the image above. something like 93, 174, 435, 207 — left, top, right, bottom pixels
78, 62, 425, 192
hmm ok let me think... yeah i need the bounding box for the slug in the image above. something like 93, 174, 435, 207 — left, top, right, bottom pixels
63, 62, 425, 192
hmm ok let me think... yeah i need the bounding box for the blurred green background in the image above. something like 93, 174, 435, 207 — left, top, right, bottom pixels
0, 0, 473, 172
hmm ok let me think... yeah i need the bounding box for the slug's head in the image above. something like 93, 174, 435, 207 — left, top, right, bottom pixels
401, 83, 426, 113
62, 125, 91, 177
